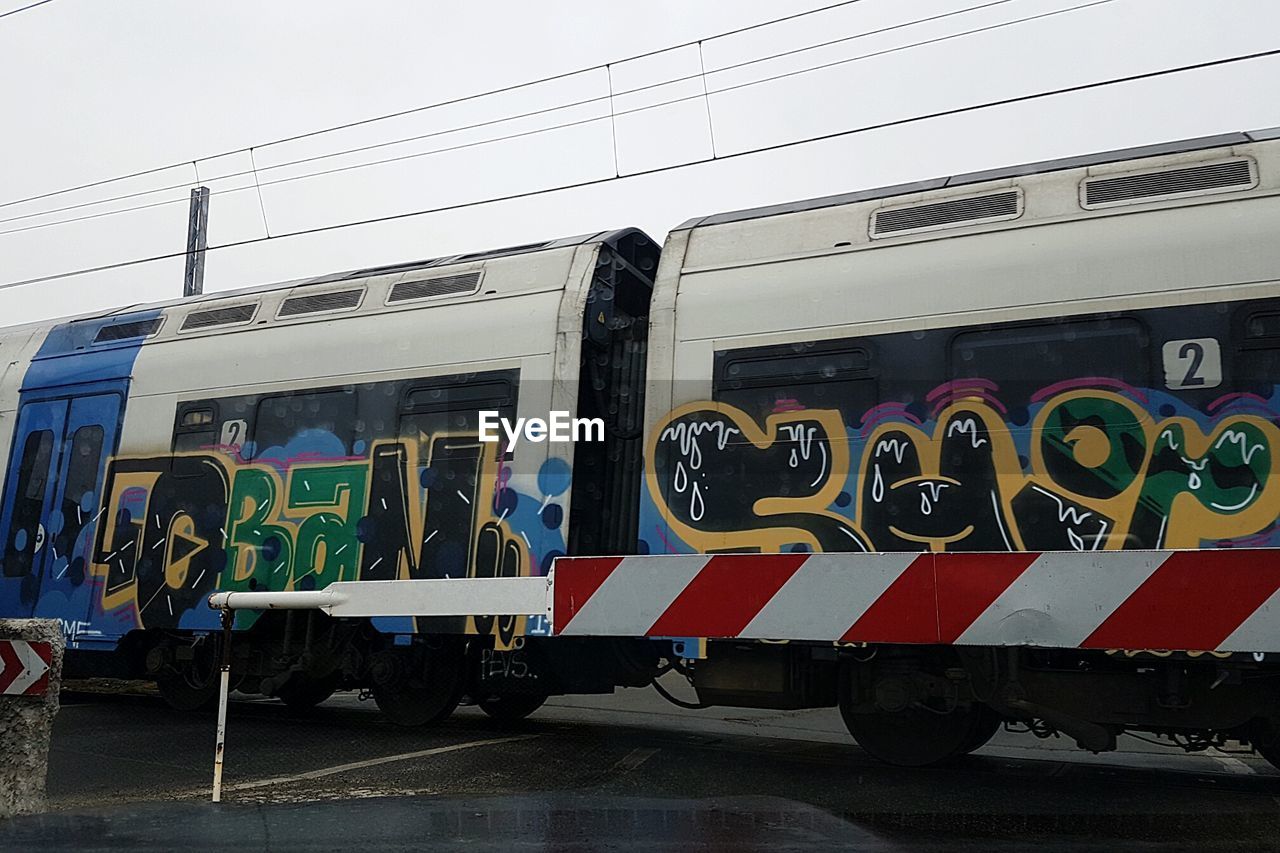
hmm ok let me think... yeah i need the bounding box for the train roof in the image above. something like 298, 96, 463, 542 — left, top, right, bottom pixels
675, 126, 1280, 231
0, 228, 650, 338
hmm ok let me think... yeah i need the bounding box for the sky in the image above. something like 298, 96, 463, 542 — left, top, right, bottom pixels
0, 0, 1277, 327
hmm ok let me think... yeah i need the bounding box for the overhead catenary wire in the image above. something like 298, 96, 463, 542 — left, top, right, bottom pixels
0, 0, 1112, 236
0, 45, 1274, 294
0, 0, 1026, 227
0, 0, 875, 212
0, 0, 55, 21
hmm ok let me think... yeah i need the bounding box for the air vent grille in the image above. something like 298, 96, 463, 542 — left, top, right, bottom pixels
872, 191, 1020, 237
1083, 159, 1255, 207
94, 318, 162, 343
387, 272, 482, 304
181, 304, 257, 331
277, 289, 364, 318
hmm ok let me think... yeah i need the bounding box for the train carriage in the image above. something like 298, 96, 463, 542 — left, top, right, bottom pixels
0, 229, 661, 716
638, 127, 1280, 765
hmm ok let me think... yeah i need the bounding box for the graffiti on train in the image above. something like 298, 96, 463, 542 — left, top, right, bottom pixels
5, 433, 568, 643
644, 384, 1280, 554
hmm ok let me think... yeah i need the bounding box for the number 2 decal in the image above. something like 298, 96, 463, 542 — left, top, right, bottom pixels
219, 419, 248, 450
1162, 338, 1221, 390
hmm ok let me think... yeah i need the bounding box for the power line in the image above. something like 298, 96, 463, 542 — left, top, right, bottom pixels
0, 0, 55, 21
1, 46, 1273, 294
0, 0, 872, 212
0, 0, 1027, 229
0, 0, 1108, 235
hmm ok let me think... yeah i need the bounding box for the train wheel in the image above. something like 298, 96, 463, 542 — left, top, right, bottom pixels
957, 705, 1003, 756
476, 693, 547, 723
838, 661, 995, 767
370, 642, 464, 727
1249, 719, 1280, 772
277, 673, 340, 711
156, 641, 221, 712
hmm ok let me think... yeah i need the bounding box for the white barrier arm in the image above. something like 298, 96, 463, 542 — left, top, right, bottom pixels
208, 576, 552, 620
205, 575, 554, 803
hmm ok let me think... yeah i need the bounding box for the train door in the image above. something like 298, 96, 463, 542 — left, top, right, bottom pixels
0, 392, 121, 626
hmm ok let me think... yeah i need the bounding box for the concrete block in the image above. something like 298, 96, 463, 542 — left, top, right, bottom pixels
0, 619, 63, 819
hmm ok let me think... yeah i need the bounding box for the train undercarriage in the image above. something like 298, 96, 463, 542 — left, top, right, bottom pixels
74, 616, 1280, 773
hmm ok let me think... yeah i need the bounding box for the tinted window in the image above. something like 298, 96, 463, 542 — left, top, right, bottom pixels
255, 389, 357, 451
65, 425, 104, 499
951, 317, 1149, 405
4, 430, 53, 578
715, 344, 877, 425
173, 403, 219, 452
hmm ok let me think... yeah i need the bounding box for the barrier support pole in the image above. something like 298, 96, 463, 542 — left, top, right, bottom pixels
211, 607, 233, 803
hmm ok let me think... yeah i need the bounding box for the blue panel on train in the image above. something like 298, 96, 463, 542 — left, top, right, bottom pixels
22, 310, 163, 389
0, 312, 156, 643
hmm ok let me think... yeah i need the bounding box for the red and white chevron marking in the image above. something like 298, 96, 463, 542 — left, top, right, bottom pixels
0, 639, 53, 697
550, 550, 1280, 653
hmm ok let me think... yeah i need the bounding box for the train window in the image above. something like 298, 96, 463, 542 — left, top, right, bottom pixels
254, 389, 358, 452
172, 403, 219, 452
20, 431, 53, 500
398, 378, 516, 439
714, 343, 877, 425
3, 430, 53, 577
403, 380, 515, 417
181, 409, 214, 427
64, 426, 104, 506
950, 317, 1149, 405
1236, 310, 1280, 390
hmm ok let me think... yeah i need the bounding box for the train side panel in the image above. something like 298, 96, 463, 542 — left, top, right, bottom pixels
643, 135, 1280, 559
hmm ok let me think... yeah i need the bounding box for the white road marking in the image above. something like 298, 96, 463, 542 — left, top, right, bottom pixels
1213, 755, 1257, 775
224, 734, 537, 791
611, 746, 658, 773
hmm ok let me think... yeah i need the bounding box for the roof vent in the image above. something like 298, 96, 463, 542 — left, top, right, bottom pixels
181, 303, 257, 332
871, 190, 1021, 238
277, 288, 364, 318
94, 318, 163, 343
341, 259, 440, 280
387, 272, 483, 304
1082, 158, 1256, 208
454, 241, 550, 262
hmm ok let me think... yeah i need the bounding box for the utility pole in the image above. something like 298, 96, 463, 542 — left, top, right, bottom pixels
183, 186, 210, 298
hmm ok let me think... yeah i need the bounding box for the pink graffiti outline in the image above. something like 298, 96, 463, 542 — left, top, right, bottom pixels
1029, 377, 1148, 404
1207, 392, 1278, 416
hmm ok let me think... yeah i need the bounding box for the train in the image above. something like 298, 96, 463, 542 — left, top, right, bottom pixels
3, 126, 1280, 767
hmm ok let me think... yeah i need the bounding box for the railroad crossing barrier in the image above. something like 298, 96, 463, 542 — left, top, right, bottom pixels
206, 577, 548, 802
0, 619, 62, 819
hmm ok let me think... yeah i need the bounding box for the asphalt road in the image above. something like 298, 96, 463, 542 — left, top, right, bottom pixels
8, 677, 1280, 851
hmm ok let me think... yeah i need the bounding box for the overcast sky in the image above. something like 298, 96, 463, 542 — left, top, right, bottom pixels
0, 0, 1277, 327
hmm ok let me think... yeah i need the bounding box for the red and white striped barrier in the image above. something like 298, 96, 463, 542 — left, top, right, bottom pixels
0, 639, 53, 697
551, 550, 1280, 653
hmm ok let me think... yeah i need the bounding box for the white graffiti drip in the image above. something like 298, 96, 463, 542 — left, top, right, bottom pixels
661, 419, 740, 460
777, 424, 830, 488
674, 461, 688, 493
918, 482, 949, 516
1215, 429, 1266, 465
1030, 485, 1108, 551
689, 481, 705, 522
871, 465, 885, 503
874, 437, 910, 464
945, 418, 987, 448
780, 425, 815, 466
